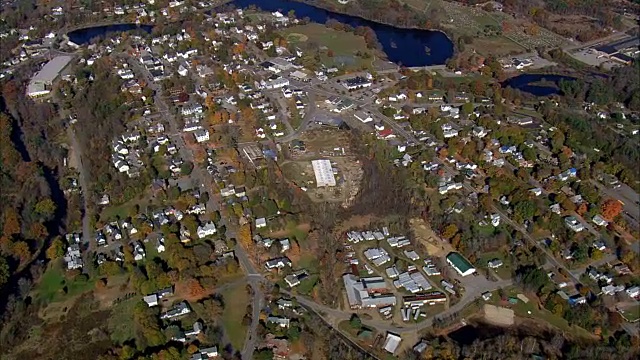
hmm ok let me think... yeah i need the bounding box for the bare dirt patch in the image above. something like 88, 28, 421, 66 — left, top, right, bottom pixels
335, 214, 379, 234
93, 275, 133, 309
483, 304, 515, 326
410, 218, 449, 257
284, 129, 363, 206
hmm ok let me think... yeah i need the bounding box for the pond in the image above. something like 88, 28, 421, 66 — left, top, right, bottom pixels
67, 0, 454, 66
68, 24, 153, 45
502, 73, 577, 96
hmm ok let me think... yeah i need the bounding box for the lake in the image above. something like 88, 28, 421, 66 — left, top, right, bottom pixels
67, 0, 454, 66
502, 73, 577, 96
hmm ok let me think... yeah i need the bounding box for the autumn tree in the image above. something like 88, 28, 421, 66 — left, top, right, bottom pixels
12, 241, 30, 262
441, 224, 459, 240
2, 208, 21, 238
187, 277, 206, 299
46, 237, 65, 260
34, 198, 56, 221
0, 256, 9, 286
133, 303, 165, 349
237, 223, 252, 248
601, 199, 622, 221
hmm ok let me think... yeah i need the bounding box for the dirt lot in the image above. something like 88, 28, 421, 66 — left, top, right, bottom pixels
483, 304, 515, 326
284, 129, 363, 205
410, 218, 449, 257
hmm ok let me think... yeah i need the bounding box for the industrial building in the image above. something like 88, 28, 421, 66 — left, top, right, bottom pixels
311, 159, 336, 187
343, 274, 396, 309
446, 252, 476, 277
26, 56, 74, 98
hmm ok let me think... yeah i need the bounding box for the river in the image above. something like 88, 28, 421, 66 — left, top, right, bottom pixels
67, 0, 454, 66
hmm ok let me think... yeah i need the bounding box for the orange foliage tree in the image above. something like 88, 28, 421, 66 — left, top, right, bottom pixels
601, 199, 623, 221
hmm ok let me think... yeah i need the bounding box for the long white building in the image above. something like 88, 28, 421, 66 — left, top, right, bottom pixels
311, 159, 336, 187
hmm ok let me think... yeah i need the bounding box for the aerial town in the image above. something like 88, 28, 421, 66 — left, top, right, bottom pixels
0, 1, 639, 360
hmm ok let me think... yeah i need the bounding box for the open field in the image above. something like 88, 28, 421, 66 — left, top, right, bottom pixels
475, 250, 513, 280
282, 23, 380, 70
469, 36, 526, 57
488, 287, 593, 338
283, 129, 363, 205
410, 218, 448, 257
221, 282, 250, 351
483, 304, 515, 326
33, 262, 96, 304
107, 297, 138, 344
617, 303, 640, 322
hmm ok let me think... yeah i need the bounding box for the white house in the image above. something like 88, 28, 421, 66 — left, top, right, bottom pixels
197, 221, 217, 239
626, 286, 640, 298
564, 216, 585, 232
194, 129, 210, 143
256, 217, 267, 228
592, 214, 608, 227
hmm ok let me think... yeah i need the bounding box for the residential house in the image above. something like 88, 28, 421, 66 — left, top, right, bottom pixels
592, 214, 608, 227
267, 316, 290, 328
265, 257, 292, 270
197, 221, 217, 239
143, 294, 159, 307
194, 129, 210, 143
160, 301, 191, 320
133, 242, 146, 261
626, 286, 640, 298
564, 216, 585, 232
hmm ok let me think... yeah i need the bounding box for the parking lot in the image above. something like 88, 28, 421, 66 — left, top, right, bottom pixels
569, 49, 620, 69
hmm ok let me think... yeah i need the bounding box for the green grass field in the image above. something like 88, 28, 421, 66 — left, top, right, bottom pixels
282, 23, 379, 70
475, 250, 513, 280
222, 282, 250, 350
618, 304, 640, 322
34, 263, 96, 304
108, 297, 138, 344
489, 288, 593, 338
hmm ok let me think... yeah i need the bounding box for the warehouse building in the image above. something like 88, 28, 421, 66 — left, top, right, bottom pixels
311, 159, 336, 187
26, 56, 74, 98
343, 274, 396, 309
446, 252, 476, 277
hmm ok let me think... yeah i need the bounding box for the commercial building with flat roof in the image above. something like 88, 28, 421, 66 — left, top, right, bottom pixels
27, 56, 74, 98
343, 274, 396, 309
446, 252, 476, 277
312, 159, 336, 187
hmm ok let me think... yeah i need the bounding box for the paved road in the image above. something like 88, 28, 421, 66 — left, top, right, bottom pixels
275, 90, 317, 143
233, 243, 265, 360
290, 278, 512, 335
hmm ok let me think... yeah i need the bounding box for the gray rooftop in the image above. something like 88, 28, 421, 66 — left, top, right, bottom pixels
31, 56, 73, 83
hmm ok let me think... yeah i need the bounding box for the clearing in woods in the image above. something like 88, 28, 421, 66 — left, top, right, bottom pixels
410, 218, 448, 257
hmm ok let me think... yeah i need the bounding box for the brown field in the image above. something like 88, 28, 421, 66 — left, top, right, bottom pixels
483, 304, 515, 326
410, 218, 448, 257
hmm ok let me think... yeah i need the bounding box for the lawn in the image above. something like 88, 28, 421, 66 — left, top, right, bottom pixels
33, 262, 96, 304
475, 250, 513, 280
100, 201, 138, 222
221, 282, 250, 351
108, 297, 138, 344
298, 253, 319, 272
489, 288, 593, 338
282, 23, 379, 70
618, 304, 640, 322
296, 275, 318, 295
